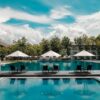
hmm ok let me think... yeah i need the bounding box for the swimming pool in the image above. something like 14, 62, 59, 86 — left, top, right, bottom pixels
0, 78, 100, 100
1, 60, 100, 71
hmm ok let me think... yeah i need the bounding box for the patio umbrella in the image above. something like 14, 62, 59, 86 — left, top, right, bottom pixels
73, 50, 95, 57
41, 50, 61, 59
6, 50, 30, 58
73, 50, 95, 71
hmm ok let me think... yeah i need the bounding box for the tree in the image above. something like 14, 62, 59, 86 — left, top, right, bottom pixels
95, 34, 100, 46
13, 37, 28, 52
61, 36, 71, 55
50, 36, 61, 53
61, 36, 71, 48
40, 39, 50, 53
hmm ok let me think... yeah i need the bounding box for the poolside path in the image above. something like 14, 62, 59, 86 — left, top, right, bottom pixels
0, 71, 100, 78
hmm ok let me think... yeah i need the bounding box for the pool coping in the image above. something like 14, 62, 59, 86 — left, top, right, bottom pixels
0, 71, 100, 78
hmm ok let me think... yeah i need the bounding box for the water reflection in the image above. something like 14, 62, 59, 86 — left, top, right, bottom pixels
9, 78, 27, 99
75, 78, 96, 98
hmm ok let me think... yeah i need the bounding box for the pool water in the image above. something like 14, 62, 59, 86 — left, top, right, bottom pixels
1, 60, 100, 71
0, 78, 100, 100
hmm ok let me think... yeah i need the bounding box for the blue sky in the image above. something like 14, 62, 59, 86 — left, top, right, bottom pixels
0, 0, 100, 44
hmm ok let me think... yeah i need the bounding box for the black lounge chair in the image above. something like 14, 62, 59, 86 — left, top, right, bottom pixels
20, 64, 26, 72
42, 65, 48, 72
9, 65, 16, 73
87, 65, 92, 72
76, 65, 82, 72
53, 65, 59, 72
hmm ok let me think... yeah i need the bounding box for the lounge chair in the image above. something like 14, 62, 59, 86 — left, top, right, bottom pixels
76, 65, 82, 72
87, 65, 92, 72
53, 65, 59, 72
20, 64, 26, 72
9, 65, 16, 73
42, 65, 48, 72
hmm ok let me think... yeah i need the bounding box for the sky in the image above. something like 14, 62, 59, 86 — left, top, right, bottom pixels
0, 0, 100, 44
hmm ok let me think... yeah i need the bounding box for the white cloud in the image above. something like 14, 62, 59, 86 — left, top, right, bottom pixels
76, 11, 100, 36
47, 11, 100, 40
0, 8, 100, 44
50, 6, 72, 19
0, 24, 44, 44
47, 24, 87, 41
0, 7, 53, 24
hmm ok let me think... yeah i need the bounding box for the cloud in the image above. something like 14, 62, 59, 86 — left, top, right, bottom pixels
0, 24, 43, 44
50, 6, 72, 19
0, 7, 53, 24
0, 8, 100, 44
75, 11, 100, 36
44, 11, 100, 42
47, 24, 87, 41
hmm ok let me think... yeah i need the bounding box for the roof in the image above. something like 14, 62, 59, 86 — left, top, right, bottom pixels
73, 50, 95, 57
6, 50, 29, 58
41, 50, 61, 58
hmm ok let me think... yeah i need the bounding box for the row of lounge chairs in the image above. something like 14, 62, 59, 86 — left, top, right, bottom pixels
9, 64, 26, 73
42, 65, 59, 73
76, 65, 92, 72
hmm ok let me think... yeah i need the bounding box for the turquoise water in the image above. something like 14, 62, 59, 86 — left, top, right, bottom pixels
1, 60, 100, 71
0, 78, 100, 100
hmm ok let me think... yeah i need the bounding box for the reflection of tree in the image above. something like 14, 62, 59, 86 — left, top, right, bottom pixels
75, 79, 95, 98
12, 78, 27, 99
41, 78, 62, 99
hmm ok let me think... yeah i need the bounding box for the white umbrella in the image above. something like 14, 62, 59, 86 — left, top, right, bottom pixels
41, 50, 61, 58
73, 50, 95, 71
6, 50, 29, 58
73, 50, 95, 57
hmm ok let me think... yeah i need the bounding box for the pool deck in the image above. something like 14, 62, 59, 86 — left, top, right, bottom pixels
84, 60, 100, 63
0, 71, 100, 78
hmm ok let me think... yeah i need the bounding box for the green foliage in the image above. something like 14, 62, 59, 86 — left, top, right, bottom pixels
0, 34, 100, 57
61, 36, 71, 49
50, 36, 61, 53
40, 39, 50, 53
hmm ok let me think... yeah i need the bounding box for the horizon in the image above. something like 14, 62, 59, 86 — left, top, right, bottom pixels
0, 0, 100, 44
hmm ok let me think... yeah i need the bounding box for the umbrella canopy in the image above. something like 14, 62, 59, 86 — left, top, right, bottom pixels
6, 50, 29, 58
41, 50, 61, 58
73, 50, 95, 57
